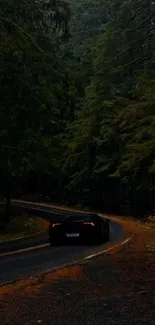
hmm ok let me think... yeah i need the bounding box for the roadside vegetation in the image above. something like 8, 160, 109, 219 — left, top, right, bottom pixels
0, 207, 46, 241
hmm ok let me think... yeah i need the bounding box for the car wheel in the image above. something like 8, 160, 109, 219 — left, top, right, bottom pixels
49, 237, 60, 246
104, 228, 110, 242
93, 232, 103, 245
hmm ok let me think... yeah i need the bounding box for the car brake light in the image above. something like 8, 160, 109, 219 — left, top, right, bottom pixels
52, 223, 62, 228
83, 222, 95, 226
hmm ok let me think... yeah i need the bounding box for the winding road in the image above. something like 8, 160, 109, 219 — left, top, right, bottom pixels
0, 201, 124, 286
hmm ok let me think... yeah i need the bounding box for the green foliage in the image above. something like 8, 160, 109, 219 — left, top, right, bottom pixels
0, 0, 71, 186
62, 0, 155, 215
1, 0, 155, 217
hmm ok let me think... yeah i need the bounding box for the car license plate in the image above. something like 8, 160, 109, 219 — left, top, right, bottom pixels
66, 233, 80, 238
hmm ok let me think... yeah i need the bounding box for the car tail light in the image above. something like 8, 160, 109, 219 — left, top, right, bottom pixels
52, 223, 62, 228
83, 222, 95, 226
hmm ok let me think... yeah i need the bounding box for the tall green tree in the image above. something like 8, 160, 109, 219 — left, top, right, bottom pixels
0, 0, 71, 220
63, 0, 155, 215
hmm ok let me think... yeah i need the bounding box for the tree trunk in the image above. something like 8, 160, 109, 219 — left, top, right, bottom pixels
5, 185, 11, 223
131, 178, 137, 218
149, 175, 153, 215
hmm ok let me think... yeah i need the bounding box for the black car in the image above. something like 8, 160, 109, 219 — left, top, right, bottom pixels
49, 213, 109, 245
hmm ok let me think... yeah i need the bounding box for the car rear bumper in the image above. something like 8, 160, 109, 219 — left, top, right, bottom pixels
49, 229, 102, 245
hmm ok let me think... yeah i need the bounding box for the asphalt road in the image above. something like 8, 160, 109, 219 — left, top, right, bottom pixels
0, 201, 124, 286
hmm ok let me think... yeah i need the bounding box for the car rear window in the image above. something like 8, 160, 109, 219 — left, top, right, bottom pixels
65, 214, 92, 222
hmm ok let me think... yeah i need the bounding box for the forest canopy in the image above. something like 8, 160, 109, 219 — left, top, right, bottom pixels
0, 0, 155, 217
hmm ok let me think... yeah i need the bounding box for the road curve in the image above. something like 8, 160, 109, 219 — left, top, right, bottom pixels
0, 201, 124, 286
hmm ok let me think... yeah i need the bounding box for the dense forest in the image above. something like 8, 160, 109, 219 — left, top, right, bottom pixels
0, 0, 155, 218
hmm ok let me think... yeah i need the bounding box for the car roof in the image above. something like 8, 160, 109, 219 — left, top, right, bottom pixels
68, 213, 98, 217
64, 213, 100, 221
